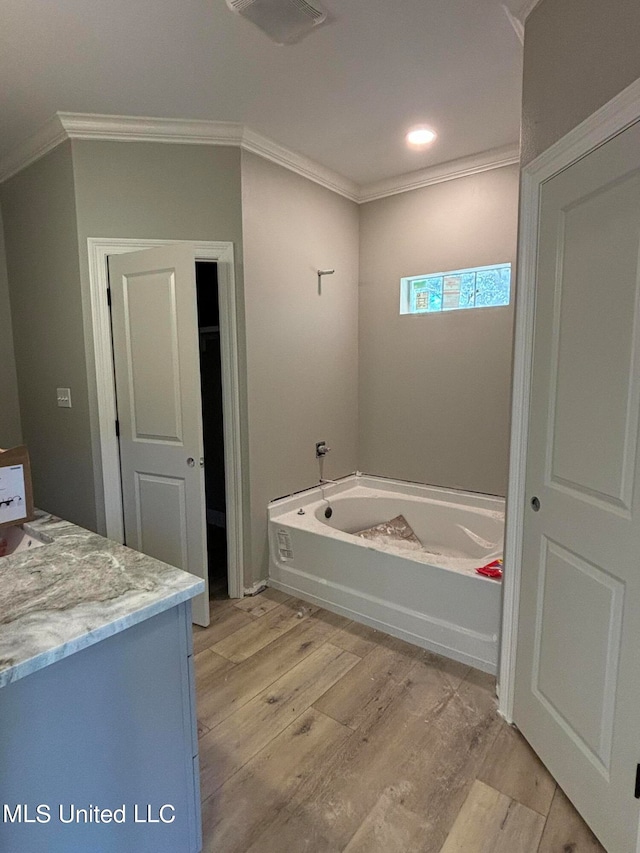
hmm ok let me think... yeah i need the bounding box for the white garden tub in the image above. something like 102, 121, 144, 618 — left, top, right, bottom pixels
268, 474, 504, 673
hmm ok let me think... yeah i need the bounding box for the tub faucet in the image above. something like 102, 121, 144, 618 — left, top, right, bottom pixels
316, 441, 332, 487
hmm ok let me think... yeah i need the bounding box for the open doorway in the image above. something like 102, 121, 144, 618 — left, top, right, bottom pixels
196, 261, 228, 600
88, 237, 245, 625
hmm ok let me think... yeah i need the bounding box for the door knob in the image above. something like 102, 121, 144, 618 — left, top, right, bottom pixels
187, 457, 195, 467
531, 496, 540, 511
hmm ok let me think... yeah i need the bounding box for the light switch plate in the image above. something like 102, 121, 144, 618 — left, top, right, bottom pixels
56, 387, 72, 408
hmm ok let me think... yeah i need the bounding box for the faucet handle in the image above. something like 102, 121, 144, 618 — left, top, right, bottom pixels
315, 441, 331, 458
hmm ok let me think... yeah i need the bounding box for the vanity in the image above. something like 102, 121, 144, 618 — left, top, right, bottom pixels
0, 512, 204, 853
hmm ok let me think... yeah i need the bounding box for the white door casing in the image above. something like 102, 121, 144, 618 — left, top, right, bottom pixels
510, 119, 640, 852
87, 238, 244, 602
108, 244, 210, 625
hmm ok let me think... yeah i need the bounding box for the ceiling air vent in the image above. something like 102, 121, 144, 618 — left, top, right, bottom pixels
225, 0, 328, 45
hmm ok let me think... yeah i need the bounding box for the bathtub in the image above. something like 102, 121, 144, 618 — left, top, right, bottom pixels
268, 474, 504, 673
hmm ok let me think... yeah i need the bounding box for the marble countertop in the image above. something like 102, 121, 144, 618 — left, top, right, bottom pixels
0, 512, 204, 687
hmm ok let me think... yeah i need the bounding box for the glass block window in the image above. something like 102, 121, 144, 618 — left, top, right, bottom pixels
400, 263, 511, 315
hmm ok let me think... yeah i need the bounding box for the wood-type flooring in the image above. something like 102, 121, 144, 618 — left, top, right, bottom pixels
193, 589, 605, 853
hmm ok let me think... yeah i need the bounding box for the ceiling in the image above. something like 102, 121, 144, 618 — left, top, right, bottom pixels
0, 0, 524, 186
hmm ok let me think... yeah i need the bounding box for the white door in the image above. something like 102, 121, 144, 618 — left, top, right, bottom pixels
514, 120, 640, 852
108, 244, 210, 627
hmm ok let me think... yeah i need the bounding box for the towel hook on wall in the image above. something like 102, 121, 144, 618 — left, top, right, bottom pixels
317, 269, 335, 295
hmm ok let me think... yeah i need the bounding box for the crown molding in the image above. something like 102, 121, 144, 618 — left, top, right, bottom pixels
0, 112, 519, 203
501, 0, 544, 45
58, 112, 245, 146
502, 5, 524, 44
0, 115, 68, 184
519, 0, 544, 21
358, 143, 520, 203
240, 127, 359, 201
0, 112, 358, 200
502, 0, 543, 24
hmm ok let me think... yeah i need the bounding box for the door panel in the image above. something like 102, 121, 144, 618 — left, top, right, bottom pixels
124, 269, 184, 443
534, 539, 623, 770
135, 472, 189, 570
109, 245, 210, 626
549, 174, 640, 510
515, 121, 640, 852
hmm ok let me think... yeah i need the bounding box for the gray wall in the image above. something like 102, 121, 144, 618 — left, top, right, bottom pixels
0, 141, 246, 549
523, 0, 640, 164
0, 142, 96, 527
358, 165, 519, 497
241, 151, 359, 582
71, 141, 246, 543
0, 137, 515, 585
0, 206, 22, 447
0, 139, 358, 589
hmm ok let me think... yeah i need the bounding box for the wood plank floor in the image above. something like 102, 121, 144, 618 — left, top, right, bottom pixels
193, 590, 606, 853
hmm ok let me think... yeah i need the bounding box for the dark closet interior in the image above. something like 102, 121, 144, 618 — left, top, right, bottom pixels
195, 261, 228, 599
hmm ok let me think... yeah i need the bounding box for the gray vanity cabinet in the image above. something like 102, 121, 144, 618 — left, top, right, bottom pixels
0, 601, 202, 853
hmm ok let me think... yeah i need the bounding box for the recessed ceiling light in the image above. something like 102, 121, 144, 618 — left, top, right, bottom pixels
406, 127, 437, 147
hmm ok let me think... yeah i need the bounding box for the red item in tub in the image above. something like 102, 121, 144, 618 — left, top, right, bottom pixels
476, 559, 503, 580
